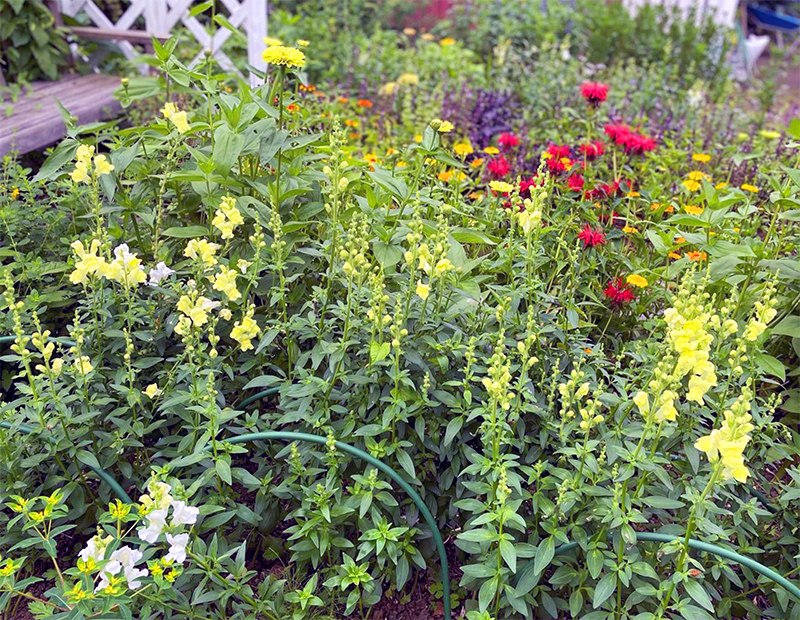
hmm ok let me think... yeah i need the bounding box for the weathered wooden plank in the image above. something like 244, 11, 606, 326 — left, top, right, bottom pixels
68, 26, 170, 44
0, 75, 115, 127
0, 74, 109, 110
0, 75, 121, 156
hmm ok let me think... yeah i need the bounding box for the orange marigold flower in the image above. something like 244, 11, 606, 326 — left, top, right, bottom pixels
668, 251, 681, 260
344, 119, 359, 128
438, 170, 452, 182
622, 226, 639, 234
337, 96, 349, 103
626, 191, 641, 197
470, 158, 484, 168
686, 251, 707, 261
357, 99, 373, 108
675, 237, 687, 244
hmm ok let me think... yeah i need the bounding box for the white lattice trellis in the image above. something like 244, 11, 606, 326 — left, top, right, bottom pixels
57, 0, 267, 85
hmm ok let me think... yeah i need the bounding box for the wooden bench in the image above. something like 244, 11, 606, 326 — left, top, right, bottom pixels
0, 73, 123, 157
0, 0, 268, 157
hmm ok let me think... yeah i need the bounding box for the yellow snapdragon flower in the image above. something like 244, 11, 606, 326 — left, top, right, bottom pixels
176, 295, 220, 328
212, 196, 245, 239
231, 306, 260, 351
69, 239, 107, 284
694, 388, 753, 482
416, 280, 430, 300
184, 239, 220, 269
213, 266, 241, 302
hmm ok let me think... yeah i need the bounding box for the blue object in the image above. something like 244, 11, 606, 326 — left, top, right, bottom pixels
748, 4, 800, 31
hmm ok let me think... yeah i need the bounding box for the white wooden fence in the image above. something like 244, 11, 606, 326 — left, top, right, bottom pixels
57, 0, 268, 85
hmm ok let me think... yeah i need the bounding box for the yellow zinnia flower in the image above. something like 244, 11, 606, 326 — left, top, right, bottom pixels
484, 146, 500, 155
454, 142, 473, 156
262, 45, 306, 68
626, 274, 648, 288
682, 180, 701, 192
692, 153, 711, 162
489, 181, 514, 194
439, 37, 456, 46
684, 205, 704, 215
740, 184, 759, 193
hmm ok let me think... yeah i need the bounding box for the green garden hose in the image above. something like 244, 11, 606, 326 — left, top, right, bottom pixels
217, 431, 451, 620
516, 531, 800, 603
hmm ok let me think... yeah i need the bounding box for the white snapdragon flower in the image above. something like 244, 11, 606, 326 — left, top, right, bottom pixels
78, 534, 112, 563
95, 547, 149, 592
148, 261, 175, 285
171, 500, 199, 526
165, 533, 190, 564
138, 508, 168, 543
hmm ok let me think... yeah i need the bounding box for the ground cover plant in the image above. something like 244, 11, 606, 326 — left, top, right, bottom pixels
0, 7, 799, 620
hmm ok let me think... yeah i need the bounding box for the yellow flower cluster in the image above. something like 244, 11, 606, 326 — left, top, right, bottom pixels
184, 239, 220, 270
212, 265, 241, 301
231, 305, 260, 351
743, 298, 777, 341
633, 389, 678, 422
69, 241, 146, 287
663, 302, 717, 404
397, 72, 419, 86
516, 198, 542, 235
69, 144, 114, 184
212, 196, 244, 239
262, 45, 306, 68
161, 102, 191, 133
489, 181, 514, 193
176, 294, 220, 332
694, 388, 753, 482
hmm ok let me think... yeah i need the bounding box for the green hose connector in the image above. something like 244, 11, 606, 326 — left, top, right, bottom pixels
216, 431, 451, 620
516, 531, 800, 603
0, 421, 132, 503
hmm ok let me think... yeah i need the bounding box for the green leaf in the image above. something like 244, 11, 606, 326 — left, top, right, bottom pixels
451, 227, 496, 245
162, 225, 210, 238
533, 536, 555, 576
587, 548, 604, 580
458, 528, 496, 543
593, 573, 616, 608
216, 460, 232, 485
369, 341, 391, 364
499, 539, 516, 573
189, 0, 214, 16
395, 449, 415, 479
642, 497, 684, 509
478, 576, 498, 612
684, 580, 714, 612
771, 315, 800, 336
444, 417, 463, 446
32, 139, 78, 182
213, 125, 245, 175
76, 450, 100, 469
754, 353, 786, 380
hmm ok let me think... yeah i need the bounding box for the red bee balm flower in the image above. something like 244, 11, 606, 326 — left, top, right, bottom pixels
497, 133, 520, 150
519, 175, 540, 197
580, 140, 605, 159
604, 124, 656, 155
487, 155, 511, 178
567, 173, 584, 192
580, 82, 609, 105
577, 224, 606, 248
603, 278, 636, 305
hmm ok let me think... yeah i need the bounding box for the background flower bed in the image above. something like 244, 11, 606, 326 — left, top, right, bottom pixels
0, 5, 799, 620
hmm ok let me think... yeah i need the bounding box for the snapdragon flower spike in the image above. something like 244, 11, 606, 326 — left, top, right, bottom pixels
171, 500, 199, 526
165, 533, 190, 564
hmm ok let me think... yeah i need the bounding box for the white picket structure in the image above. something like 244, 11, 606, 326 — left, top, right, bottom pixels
57, 0, 268, 85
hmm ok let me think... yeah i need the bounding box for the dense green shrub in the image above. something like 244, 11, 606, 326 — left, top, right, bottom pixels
0, 0, 69, 82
